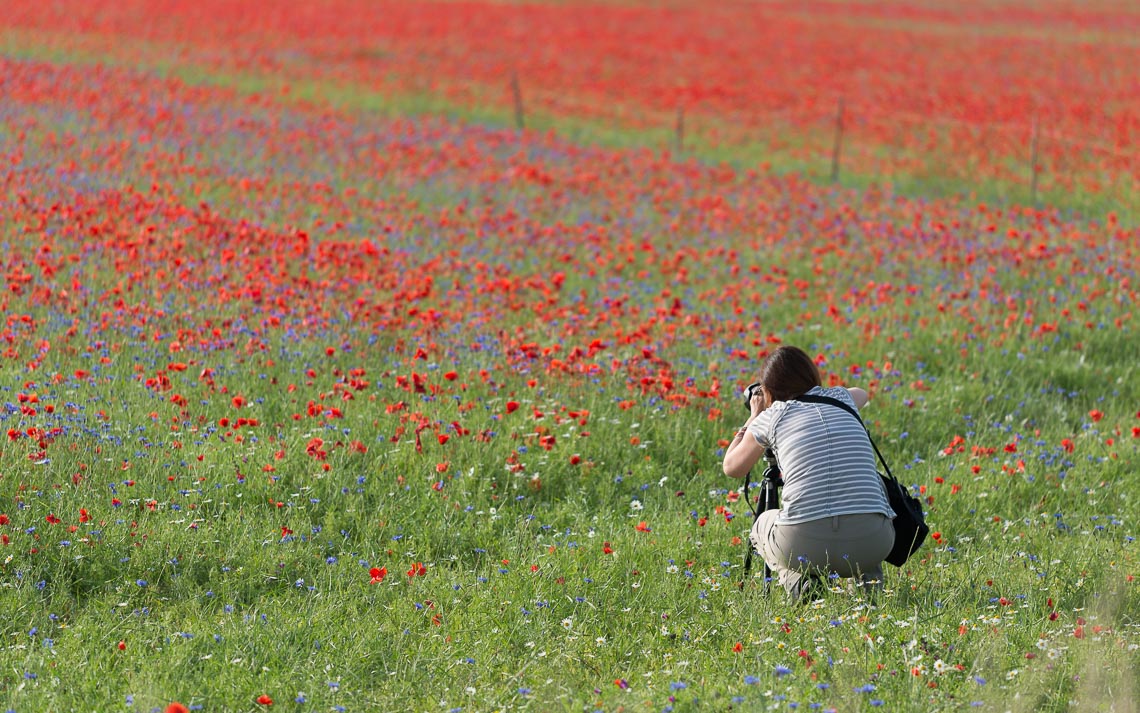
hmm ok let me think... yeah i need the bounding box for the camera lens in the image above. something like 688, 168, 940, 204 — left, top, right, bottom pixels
743, 382, 761, 411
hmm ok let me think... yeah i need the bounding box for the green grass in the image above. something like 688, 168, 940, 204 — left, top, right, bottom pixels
0, 25, 1138, 713
1, 333, 1137, 711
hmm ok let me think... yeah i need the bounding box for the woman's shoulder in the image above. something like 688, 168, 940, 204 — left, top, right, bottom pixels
757, 399, 789, 420
754, 399, 789, 433
767, 387, 855, 421
805, 385, 857, 408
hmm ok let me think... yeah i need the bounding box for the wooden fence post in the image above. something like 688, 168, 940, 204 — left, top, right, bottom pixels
830, 96, 845, 183
1029, 117, 1040, 204
511, 71, 525, 131
675, 105, 685, 154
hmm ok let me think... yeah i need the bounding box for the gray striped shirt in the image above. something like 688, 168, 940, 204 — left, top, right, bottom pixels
747, 386, 895, 524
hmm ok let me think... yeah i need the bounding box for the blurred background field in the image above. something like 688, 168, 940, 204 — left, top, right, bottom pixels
0, 2, 1137, 712
5, 0, 1140, 219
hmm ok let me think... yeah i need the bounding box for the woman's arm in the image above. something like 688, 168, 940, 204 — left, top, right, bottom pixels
846, 387, 869, 409
722, 390, 767, 479
723, 423, 765, 478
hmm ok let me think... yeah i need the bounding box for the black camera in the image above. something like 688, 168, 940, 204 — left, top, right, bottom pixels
743, 382, 762, 411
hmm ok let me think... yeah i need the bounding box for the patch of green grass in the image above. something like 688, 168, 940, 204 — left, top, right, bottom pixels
1, 27, 1138, 713
1, 328, 1137, 711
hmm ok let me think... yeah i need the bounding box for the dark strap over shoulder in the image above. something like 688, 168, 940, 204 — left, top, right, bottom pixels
794, 393, 899, 484
795, 392, 929, 568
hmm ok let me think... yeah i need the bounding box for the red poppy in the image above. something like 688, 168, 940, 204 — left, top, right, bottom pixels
256, 694, 273, 705
166, 704, 190, 713
369, 567, 387, 584
305, 437, 327, 460
407, 562, 427, 577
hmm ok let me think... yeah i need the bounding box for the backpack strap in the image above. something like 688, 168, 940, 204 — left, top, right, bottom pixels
794, 393, 899, 484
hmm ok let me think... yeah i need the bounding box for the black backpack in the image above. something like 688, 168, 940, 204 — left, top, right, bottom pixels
795, 393, 930, 567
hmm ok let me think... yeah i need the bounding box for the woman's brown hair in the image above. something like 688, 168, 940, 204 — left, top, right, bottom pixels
758, 346, 822, 404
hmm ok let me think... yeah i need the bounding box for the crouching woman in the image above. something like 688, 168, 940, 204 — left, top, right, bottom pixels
723, 346, 895, 598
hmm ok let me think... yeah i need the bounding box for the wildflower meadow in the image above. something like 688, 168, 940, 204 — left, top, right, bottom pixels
0, 1, 1137, 711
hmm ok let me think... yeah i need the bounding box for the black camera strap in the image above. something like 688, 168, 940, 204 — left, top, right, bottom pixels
794, 393, 896, 482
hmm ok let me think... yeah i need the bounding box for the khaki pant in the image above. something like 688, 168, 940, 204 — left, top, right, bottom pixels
751, 510, 895, 599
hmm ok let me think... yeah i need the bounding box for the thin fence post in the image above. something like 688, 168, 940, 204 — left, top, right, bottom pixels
830, 96, 845, 183
1029, 117, 1040, 204
511, 71, 525, 131
675, 104, 685, 154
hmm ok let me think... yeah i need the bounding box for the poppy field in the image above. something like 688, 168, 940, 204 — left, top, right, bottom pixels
5, 0, 1140, 217
1, 1, 1138, 712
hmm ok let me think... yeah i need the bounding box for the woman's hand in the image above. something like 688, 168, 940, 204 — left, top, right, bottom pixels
749, 387, 767, 418
846, 387, 869, 409
724, 388, 767, 479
